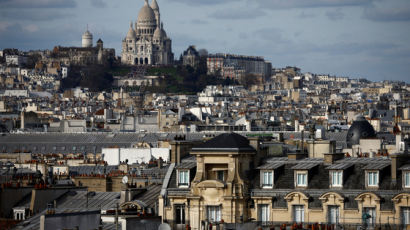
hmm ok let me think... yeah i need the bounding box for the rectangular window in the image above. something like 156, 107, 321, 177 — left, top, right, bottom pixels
362, 208, 376, 226
331, 171, 343, 187
367, 171, 379, 187
175, 204, 185, 225
262, 171, 273, 188
293, 205, 304, 223
296, 172, 307, 187
405, 172, 410, 188
178, 170, 189, 187
363, 207, 376, 226
207, 206, 221, 222
328, 206, 340, 224
258, 204, 270, 222
402, 207, 410, 225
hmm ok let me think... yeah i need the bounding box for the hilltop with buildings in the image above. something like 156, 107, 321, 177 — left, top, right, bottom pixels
0, 0, 410, 229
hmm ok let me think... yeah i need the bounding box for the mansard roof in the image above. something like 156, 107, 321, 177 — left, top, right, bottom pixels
192, 133, 255, 152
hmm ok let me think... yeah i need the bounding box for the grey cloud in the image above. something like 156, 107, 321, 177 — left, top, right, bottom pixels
0, 9, 73, 21
191, 19, 208, 25
209, 8, 266, 20
0, 0, 76, 8
166, 0, 239, 6
325, 8, 345, 21
0, 22, 81, 50
254, 0, 375, 9
363, 7, 410, 22
91, 0, 107, 8
298, 11, 316, 19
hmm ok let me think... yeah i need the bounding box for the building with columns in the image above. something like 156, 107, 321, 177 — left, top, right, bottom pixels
121, 0, 173, 66
159, 133, 410, 230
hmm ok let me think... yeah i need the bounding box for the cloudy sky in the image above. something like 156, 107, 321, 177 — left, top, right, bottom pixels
0, 0, 409, 82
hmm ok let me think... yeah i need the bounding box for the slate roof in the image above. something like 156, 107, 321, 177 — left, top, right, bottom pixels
131, 184, 162, 209
193, 133, 255, 151
257, 162, 286, 170
399, 164, 410, 170
326, 162, 354, 170
363, 162, 390, 170
291, 162, 320, 170
175, 161, 196, 169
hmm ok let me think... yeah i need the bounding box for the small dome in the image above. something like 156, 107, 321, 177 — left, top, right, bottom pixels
153, 26, 161, 38
126, 23, 136, 39
137, 0, 156, 26
82, 30, 92, 38
346, 115, 376, 148
151, 0, 159, 11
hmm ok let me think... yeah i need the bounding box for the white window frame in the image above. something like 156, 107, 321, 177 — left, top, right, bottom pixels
177, 170, 189, 188
328, 205, 340, 224
295, 171, 308, 187
401, 207, 410, 225
330, 170, 343, 188
404, 171, 410, 188
258, 204, 270, 222
261, 170, 274, 188
367, 171, 379, 187
293, 205, 305, 223
207, 205, 221, 222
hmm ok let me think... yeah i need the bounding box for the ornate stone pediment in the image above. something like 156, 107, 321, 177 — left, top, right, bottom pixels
319, 192, 345, 203
284, 191, 310, 202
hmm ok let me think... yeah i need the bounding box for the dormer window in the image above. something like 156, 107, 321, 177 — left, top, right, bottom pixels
178, 170, 189, 188
296, 171, 308, 187
330, 170, 343, 188
404, 171, 410, 188
291, 163, 319, 188
261, 170, 273, 188
367, 171, 379, 187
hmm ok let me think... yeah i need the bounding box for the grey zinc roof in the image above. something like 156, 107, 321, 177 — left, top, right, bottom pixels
175, 161, 196, 169
257, 162, 286, 170
291, 162, 320, 170
363, 162, 390, 170
326, 162, 354, 170
57, 191, 120, 210
131, 184, 162, 208
399, 164, 410, 170
69, 165, 118, 175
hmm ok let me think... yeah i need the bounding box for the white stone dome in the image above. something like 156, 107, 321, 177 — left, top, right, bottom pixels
137, 0, 156, 26
151, 0, 159, 11
153, 27, 161, 38
126, 23, 136, 39
82, 29, 93, 48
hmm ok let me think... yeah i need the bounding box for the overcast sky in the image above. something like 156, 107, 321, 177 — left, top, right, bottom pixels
0, 0, 409, 82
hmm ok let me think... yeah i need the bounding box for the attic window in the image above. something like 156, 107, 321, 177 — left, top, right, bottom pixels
295, 171, 308, 187
177, 170, 189, 188
261, 170, 273, 188
330, 170, 343, 188
404, 172, 410, 188
367, 171, 379, 187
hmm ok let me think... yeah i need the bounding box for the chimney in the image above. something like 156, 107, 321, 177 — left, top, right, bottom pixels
324, 152, 345, 164
248, 137, 260, 152
391, 152, 410, 187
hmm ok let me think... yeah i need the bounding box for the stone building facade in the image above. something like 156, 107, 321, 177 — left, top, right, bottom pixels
121, 0, 173, 66
159, 133, 410, 230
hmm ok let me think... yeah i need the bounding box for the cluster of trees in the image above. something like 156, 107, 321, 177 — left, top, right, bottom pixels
145, 57, 239, 94
60, 65, 114, 92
